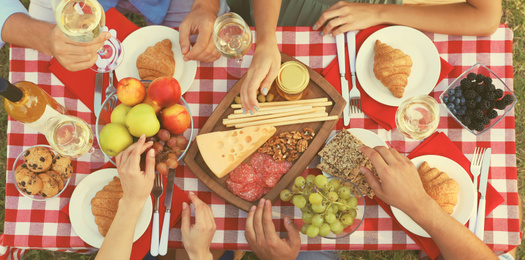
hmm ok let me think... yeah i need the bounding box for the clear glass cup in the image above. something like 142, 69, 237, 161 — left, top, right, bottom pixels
395, 95, 440, 140
45, 115, 94, 158
52, 0, 123, 72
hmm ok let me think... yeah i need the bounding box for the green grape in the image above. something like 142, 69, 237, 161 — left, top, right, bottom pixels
306, 174, 315, 185
337, 199, 349, 211
330, 220, 343, 234
291, 184, 301, 193
347, 196, 358, 208
325, 205, 334, 214
314, 175, 328, 189
318, 223, 331, 237
327, 191, 338, 202
331, 204, 339, 214
301, 224, 309, 235
325, 213, 336, 224
328, 178, 341, 191
341, 214, 355, 226
292, 195, 307, 208
339, 186, 351, 199
280, 189, 292, 202
311, 214, 324, 227
312, 203, 327, 213
348, 208, 357, 219
301, 206, 309, 213
302, 212, 313, 224
306, 225, 320, 238
295, 176, 306, 187
309, 193, 323, 205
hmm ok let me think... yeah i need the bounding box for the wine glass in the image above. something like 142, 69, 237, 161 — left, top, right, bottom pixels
395, 95, 440, 140
213, 12, 253, 78
45, 115, 94, 158
52, 0, 123, 72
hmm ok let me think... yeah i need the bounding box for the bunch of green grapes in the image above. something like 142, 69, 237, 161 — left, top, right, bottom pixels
280, 174, 358, 238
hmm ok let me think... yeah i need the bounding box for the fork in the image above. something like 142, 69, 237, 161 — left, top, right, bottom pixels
349, 80, 361, 113
103, 71, 118, 111
346, 30, 362, 113
468, 147, 485, 232
150, 173, 163, 256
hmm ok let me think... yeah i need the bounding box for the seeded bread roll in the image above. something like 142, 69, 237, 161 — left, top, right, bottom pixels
90, 177, 123, 236
136, 39, 175, 81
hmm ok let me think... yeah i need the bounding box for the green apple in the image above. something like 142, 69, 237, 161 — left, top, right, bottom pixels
110, 103, 132, 124
125, 103, 160, 137
99, 123, 133, 156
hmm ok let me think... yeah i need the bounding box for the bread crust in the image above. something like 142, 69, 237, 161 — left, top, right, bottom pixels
417, 161, 459, 214
136, 39, 175, 81
373, 40, 412, 98
90, 177, 123, 236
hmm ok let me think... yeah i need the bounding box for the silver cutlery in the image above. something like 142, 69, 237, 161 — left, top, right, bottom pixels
468, 147, 485, 232
346, 31, 361, 113
159, 168, 176, 255
104, 71, 118, 111
475, 148, 491, 240
94, 73, 103, 117
151, 173, 163, 256
335, 34, 350, 126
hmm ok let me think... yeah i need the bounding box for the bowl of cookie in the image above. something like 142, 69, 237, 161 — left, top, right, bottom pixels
12, 145, 73, 201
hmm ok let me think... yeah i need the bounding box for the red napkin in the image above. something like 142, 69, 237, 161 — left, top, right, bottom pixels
49, 8, 139, 113
375, 132, 504, 259
321, 25, 454, 130
61, 162, 190, 259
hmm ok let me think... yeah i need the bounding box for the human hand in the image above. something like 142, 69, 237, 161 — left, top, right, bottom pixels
245, 199, 301, 260
115, 135, 155, 206
360, 146, 431, 215
312, 2, 382, 36
240, 41, 280, 114
181, 191, 216, 260
49, 25, 110, 71
179, 4, 221, 63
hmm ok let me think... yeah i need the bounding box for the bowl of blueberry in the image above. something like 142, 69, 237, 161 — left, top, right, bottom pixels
440, 63, 517, 135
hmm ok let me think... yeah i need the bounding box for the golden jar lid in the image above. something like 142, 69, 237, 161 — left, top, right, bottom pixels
277, 61, 309, 94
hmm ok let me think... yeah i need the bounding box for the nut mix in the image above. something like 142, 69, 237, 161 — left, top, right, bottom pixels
258, 128, 315, 162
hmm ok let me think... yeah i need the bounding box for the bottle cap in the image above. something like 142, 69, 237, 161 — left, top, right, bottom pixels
0, 78, 23, 102
277, 61, 309, 94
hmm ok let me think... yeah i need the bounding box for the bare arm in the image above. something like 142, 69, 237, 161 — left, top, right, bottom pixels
360, 146, 497, 259
239, 0, 281, 114
314, 0, 501, 36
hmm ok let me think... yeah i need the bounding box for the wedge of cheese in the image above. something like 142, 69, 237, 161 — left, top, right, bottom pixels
196, 125, 276, 178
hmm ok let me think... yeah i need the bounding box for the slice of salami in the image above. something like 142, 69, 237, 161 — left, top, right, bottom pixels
250, 152, 270, 175
238, 182, 264, 202
263, 156, 292, 176
262, 173, 281, 188
226, 178, 244, 196
262, 187, 272, 195
228, 163, 259, 184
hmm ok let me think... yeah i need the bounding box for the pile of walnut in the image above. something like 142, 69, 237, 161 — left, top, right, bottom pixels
258, 128, 315, 162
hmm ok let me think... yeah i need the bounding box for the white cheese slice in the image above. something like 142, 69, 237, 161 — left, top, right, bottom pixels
196, 125, 276, 178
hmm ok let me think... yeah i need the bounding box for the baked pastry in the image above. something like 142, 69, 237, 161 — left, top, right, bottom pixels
316, 129, 379, 198
38, 173, 60, 198
15, 164, 43, 196
418, 161, 459, 214
136, 39, 175, 81
24, 147, 54, 173
46, 170, 64, 191
91, 177, 123, 236
52, 155, 73, 181
373, 40, 413, 98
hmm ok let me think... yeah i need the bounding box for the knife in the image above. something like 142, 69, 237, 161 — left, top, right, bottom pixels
335, 34, 350, 126
159, 168, 176, 255
474, 148, 491, 241
94, 73, 103, 117
346, 31, 357, 94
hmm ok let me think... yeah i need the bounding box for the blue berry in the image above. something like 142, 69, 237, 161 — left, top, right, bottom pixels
448, 89, 456, 96
443, 96, 449, 103
450, 96, 456, 102
447, 103, 455, 110
460, 97, 466, 105
454, 98, 461, 105
451, 108, 457, 115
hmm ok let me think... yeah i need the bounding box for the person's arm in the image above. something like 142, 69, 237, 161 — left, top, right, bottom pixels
239, 0, 281, 114
360, 146, 498, 259
181, 192, 216, 260
96, 135, 155, 260
179, 0, 221, 63
313, 0, 501, 36
0, 0, 28, 48
245, 198, 301, 260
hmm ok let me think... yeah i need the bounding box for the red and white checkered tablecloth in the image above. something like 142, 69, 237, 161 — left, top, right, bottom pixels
2, 25, 520, 255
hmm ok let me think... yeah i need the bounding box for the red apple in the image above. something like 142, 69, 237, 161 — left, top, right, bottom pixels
116, 77, 146, 106
147, 77, 181, 108
143, 95, 162, 114
160, 104, 191, 135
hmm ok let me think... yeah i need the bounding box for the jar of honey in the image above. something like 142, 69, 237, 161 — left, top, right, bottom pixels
276, 61, 309, 101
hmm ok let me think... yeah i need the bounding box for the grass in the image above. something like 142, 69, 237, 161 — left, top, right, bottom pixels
0, 1, 523, 259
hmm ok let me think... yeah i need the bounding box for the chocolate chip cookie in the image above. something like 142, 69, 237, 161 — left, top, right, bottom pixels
24, 147, 53, 173
14, 164, 43, 196
51, 155, 73, 181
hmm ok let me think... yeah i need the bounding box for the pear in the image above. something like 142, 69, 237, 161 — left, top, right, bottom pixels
125, 103, 160, 137
110, 103, 132, 124
99, 123, 133, 156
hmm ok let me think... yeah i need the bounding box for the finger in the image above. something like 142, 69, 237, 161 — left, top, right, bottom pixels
313, 3, 342, 31
388, 148, 407, 163
259, 63, 280, 96
115, 152, 122, 168
360, 146, 388, 173
374, 146, 398, 165
181, 201, 191, 234
253, 199, 266, 242
361, 166, 383, 197
144, 148, 156, 179
283, 216, 301, 248
189, 191, 207, 225
323, 16, 344, 36
178, 22, 192, 55
129, 135, 146, 164
198, 39, 221, 63
63, 54, 98, 71
244, 205, 257, 244
331, 23, 355, 36
262, 200, 279, 240
184, 27, 212, 61
140, 141, 154, 155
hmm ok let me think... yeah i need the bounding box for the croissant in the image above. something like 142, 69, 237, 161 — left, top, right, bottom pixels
91, 177, 123, 236
373, 40, 412, 98
136, 39, 175, 81
417, 161, 459, 214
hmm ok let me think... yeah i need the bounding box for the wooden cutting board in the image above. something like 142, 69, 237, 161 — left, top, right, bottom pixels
184, 53, 345, 212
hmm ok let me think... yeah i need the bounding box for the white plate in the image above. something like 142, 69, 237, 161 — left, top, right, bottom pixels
115, 25, 197, 94
69, 168, 153, 248
391, 155, 476, 238
355, 26, 441, 107
322, 128, 388, 177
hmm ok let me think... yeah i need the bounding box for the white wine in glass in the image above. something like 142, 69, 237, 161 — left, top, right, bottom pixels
395, 95, 440, 140
45, 115, 94, 158
213, 12, 252, 63
53, 0, 123, 72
